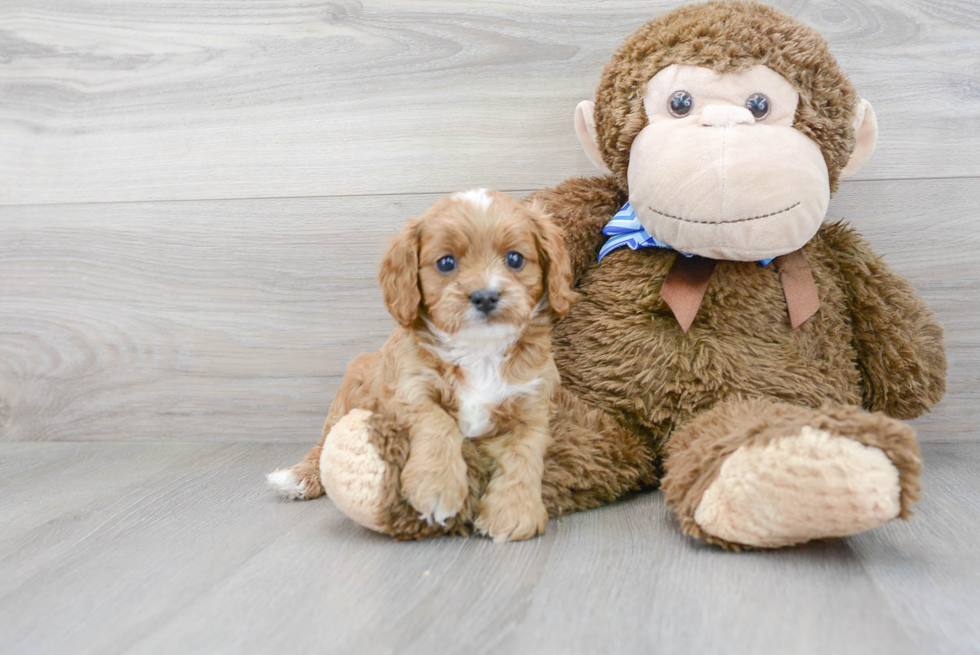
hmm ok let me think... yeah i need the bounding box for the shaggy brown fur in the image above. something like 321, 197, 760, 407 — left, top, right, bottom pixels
277, 1, 946, 548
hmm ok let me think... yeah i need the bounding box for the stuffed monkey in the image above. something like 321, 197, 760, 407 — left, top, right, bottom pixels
269, 0, 946, 549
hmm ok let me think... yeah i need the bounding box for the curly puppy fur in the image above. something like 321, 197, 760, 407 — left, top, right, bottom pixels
278, 190, 577, 541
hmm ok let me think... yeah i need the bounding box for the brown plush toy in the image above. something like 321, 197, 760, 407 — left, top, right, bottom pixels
268, 0, 946, 549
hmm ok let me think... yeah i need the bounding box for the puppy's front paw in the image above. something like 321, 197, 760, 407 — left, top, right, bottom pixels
400, 455, 468, 526
476, 488, 549, 542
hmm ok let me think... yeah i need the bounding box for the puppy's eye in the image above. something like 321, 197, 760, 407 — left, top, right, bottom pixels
745, 93, 770, 120
436, 255, 456, 273
668, 90, 693, 117
505, 251, 524, 270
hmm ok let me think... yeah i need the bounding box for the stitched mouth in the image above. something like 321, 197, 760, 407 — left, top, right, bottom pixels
647, 202, 800, 225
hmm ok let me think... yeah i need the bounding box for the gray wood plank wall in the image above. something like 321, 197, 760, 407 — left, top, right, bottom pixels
2, 1, 980, 205
1, 180, 977, 443
2, 0, 978, 445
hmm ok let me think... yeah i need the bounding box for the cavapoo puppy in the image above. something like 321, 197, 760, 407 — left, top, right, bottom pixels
268, 189, 577, 541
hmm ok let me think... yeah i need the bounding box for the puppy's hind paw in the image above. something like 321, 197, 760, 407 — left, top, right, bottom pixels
266, 468, 309, 500
476, 492, 549, 542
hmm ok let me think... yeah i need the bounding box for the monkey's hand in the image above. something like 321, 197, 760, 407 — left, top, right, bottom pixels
823, 222, 946, 419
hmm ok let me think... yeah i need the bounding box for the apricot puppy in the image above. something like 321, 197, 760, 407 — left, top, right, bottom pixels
268, 189, 577, 541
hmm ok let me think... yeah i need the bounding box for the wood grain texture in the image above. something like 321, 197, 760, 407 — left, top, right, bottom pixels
850, 444, 980, 654
1, 178, 975, 443
0, 441, 976, 654
1, 0, 979, 205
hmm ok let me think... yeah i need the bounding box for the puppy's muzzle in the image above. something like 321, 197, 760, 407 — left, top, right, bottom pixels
469, 289, 500, 315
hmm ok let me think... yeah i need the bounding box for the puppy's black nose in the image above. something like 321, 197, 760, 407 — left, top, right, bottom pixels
469, 289, 500, 315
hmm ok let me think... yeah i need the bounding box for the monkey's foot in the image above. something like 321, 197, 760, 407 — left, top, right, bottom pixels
663, 400, 921, 550
694, 427, 902, 548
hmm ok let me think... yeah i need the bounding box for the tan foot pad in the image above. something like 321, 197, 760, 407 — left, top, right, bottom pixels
320, 409, 388, 533
694, 426, 901, 548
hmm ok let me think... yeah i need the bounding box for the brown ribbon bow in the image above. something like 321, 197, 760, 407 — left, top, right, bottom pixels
659, 249, 820, 333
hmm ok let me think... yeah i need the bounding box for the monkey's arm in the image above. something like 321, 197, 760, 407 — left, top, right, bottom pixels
821, 222, 947, 420
524, 175, 627, 283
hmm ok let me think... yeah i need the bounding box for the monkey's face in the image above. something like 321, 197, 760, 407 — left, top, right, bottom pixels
627, 65, 829, 261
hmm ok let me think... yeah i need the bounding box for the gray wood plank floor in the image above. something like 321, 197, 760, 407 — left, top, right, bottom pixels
2, 0, 979, 653
0, 441, 977, 655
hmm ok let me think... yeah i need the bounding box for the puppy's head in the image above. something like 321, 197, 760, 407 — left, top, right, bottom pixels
378, 189, 576, 335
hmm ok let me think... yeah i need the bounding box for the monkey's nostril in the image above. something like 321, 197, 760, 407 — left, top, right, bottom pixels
469, 289, 501, 314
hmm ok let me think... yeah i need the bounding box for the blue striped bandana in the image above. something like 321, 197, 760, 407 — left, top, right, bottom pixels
599, 201, 774, 266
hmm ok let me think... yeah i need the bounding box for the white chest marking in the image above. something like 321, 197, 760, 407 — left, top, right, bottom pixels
426, 323, 540, 439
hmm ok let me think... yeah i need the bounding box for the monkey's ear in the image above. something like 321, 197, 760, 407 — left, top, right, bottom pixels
840, 99, 878, 180
575, 100, 613, 176
378, 220, 422, 327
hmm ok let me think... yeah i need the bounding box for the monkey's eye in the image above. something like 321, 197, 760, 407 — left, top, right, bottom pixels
668, 90, 694, 117
436, 255, 457, 273
505, 251, 525, 270
745, 93, 770, 120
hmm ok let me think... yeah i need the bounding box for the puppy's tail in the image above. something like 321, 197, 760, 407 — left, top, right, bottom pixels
266, 458, 326, 501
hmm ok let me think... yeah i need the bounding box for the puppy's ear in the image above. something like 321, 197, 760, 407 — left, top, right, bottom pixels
526, 202, 578, 318
379, 219, 422, 327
